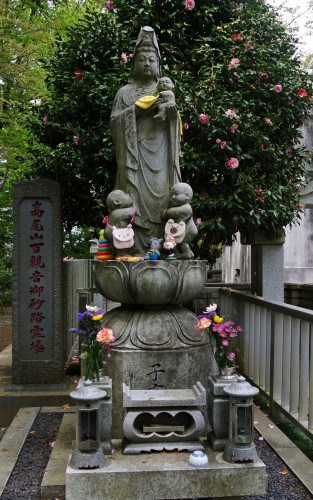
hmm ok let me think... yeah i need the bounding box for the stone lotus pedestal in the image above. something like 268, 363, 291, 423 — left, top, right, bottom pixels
94, 260, 214, 438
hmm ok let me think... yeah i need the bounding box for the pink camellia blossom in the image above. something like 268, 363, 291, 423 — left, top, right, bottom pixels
298, 88, 307, 98
121, 53, 128, 63
183, 122, 189, 130
195, 217, 202, 227
216, 138, 221, 144
73, 135, 80, 146
259, 143, 264, 150
229, 127, 236, 134
264, 117, 272, 125
225, 158, 239, 170
106, 0, 114, 9
274, 84, 282, 93
228, 352, 236, 361
96, 327, 115, 344
220, 141, 227, 149
225, 108, 238, 119
222, 340, 229, 346
185, 0, 195, 9
199, 113, 209, 124
229, 58, 240, 68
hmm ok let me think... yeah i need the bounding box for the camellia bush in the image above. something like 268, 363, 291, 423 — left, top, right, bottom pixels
30, 0, 312, 257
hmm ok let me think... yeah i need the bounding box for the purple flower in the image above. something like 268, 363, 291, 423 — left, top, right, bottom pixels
77, 310, 93, 322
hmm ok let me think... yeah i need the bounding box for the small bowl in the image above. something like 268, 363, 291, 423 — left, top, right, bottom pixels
188, 450, 209, 468
148, 253, 159, 260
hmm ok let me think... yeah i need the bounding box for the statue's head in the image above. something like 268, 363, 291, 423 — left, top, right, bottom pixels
130, 26, 161, 83
157, 77, 174, 92
106, 190, 133, 211
170, 183, 193, 206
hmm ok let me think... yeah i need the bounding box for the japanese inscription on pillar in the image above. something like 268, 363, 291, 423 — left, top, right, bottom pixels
19, 198, 53, 359
13, 179, 64, 385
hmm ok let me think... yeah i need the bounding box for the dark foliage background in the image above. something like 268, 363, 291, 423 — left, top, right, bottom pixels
30, 0, 312, 258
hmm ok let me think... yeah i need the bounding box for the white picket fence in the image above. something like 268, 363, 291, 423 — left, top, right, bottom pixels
219, 287, 313, 438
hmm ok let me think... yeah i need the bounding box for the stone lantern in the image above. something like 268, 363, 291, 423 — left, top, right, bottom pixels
69, 384, 107, 469
222, 376, 259, 463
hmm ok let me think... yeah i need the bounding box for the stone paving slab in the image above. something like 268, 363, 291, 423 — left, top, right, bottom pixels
0, 407, 39, 496
253, 406, 313, 495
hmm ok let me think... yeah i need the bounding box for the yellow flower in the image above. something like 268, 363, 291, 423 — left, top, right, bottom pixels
213, 315, 224, 323
92, 314, 104, 321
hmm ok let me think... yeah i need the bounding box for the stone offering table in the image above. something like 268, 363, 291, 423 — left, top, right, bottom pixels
122, 382, 206, 454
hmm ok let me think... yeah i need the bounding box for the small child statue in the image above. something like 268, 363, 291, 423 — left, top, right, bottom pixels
103, 190, 136, 256
162, 182, 198, 259
135, 77, 182, 134
153, 77, 176, 121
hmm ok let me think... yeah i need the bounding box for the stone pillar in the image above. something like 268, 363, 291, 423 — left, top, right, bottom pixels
241, 232, 285, 303
207, 375, 233, 451
12, 179, 64, 385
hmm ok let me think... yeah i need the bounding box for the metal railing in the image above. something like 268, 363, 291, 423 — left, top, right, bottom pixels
219, 287, 313, 439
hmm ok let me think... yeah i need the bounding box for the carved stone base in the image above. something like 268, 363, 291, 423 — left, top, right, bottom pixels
123, 440, 204, 455
223, 442, 258, 463
69, 448, 107, 469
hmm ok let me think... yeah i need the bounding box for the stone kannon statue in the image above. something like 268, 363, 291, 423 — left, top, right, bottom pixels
110, 26, 182, 254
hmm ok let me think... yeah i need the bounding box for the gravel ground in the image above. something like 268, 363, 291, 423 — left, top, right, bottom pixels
0, 413, 312, 500
242, 431, 313, 500
1, 412, 63, 500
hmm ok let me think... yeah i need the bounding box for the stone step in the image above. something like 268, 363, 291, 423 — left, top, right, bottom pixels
41, 409, 75, 499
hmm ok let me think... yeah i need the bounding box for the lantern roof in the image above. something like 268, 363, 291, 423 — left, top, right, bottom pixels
70, 385, 106, 402
223, 376, 259, 397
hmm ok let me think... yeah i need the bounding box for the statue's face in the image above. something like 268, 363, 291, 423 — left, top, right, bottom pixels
133, 51, 159, 80
158, 77, 173, 91
171, 185, 191, 206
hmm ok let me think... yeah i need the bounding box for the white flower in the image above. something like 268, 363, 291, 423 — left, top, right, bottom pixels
204, 303, 217, 313
86, 305, 99, 313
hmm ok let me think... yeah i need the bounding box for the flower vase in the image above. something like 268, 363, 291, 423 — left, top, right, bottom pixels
218, 366, 237, 380
82, 341, 103, 383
